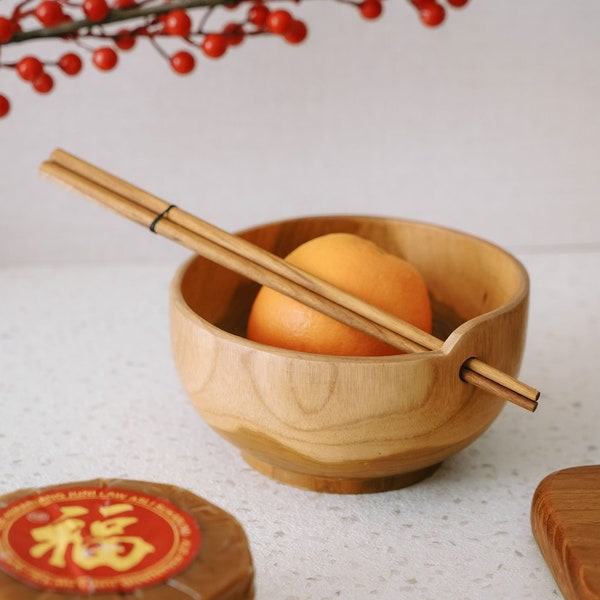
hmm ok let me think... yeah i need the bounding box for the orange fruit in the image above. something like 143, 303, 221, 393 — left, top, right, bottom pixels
246, 232, 432, 356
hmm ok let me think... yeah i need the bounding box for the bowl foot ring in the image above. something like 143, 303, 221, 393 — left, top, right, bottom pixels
242, 454, 441, 494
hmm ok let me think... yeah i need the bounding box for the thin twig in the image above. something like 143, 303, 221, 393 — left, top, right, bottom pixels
4, 0, 243, 45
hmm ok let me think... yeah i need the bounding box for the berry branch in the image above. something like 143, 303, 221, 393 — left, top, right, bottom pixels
8, 0, 240, 44
0, 0, 469, 119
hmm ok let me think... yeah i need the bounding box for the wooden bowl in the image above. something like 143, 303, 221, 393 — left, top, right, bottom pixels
169, 215, 530, 494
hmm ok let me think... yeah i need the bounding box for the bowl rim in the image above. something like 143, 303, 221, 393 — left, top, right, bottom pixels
170, 214, 530, 364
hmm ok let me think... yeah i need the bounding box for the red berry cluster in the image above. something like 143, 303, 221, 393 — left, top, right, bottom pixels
0, 0, 466, 119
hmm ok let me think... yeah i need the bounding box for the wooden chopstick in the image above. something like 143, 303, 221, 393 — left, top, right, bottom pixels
39, 149, 540, 412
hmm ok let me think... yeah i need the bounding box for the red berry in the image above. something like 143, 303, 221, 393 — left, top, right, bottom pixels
284, 19, 307, 44
32, 72, 54, 93
265, 9, 292, 35
223, 22, 244, 46
359, 0, 383, 20
170, 50, 195, 74
419, 2, 445, 26
201, 33, 227, 58
115, 28, 135, 50
0, 16, 16, 43
112, 0, 136, 7
34, 0, 66, 26
0, 94, 10, 118
247, 3, 269, 28
92, 46, 118, 70
447, 0, 468, 6
83, 0, 109, 21
58, 52, 82, 75
16, 56, 44, 82
164, 9, 192, 37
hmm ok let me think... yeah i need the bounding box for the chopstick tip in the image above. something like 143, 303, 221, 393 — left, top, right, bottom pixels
38, 160, 54, 177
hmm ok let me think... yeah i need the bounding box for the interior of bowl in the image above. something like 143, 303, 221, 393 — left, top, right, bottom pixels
178, 215, 529, 344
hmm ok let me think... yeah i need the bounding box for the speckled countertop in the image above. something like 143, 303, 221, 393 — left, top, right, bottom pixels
1, 249, 599, 600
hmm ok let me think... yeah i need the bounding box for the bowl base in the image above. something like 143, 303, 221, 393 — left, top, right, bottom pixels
242, 454, 441, 494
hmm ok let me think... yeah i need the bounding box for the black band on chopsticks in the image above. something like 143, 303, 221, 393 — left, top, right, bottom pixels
149, 204, 177, 233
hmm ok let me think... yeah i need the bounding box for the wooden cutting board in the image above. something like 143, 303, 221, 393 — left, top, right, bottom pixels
531, 465, 600, 600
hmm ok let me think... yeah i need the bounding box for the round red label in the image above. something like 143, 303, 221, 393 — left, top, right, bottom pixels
0, 486, 201, 593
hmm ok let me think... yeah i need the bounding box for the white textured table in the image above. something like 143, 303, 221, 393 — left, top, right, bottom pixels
1, 249, 599, 599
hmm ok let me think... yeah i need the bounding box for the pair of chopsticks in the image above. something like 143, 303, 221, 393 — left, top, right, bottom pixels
40, 149, 540, 412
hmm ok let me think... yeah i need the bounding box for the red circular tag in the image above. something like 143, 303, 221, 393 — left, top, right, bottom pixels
0, 486, 201, 593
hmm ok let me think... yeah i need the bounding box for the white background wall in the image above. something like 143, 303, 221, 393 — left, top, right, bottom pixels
1, 0, 599, 264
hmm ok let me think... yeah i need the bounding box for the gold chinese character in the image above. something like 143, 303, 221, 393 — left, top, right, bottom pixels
29, 504, 154, 571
